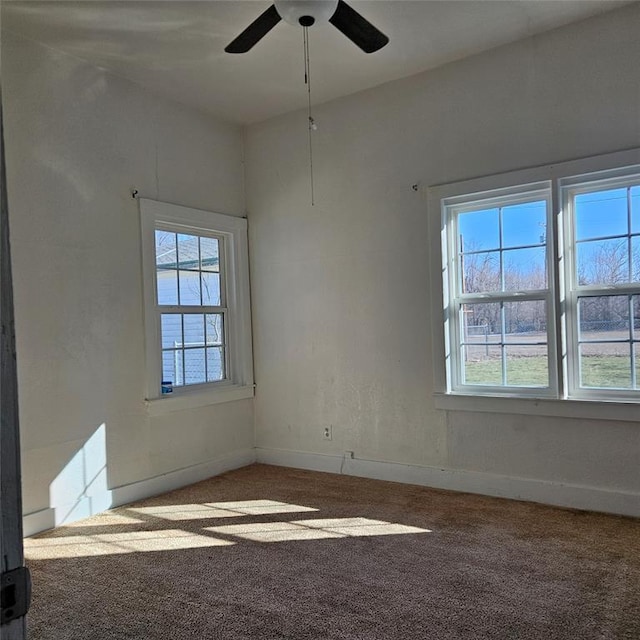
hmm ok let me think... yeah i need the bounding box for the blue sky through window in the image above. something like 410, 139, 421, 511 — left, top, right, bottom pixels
458, 186, 640, 282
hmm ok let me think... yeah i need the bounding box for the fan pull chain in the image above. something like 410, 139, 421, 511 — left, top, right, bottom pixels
303, 26, 315, 206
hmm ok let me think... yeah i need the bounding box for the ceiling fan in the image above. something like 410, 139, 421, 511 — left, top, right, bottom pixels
225, 0, 389, 54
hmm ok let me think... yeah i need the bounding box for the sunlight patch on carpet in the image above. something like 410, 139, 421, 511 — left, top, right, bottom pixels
206, 521, 343, 542
206, 517, 431, 543
64, 513, 145, 527
129, 500, 317, 521
24, 529, 234, 558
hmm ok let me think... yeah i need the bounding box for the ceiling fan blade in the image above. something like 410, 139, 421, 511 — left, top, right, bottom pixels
225, 4, 282, 53
329, 0, 389, 53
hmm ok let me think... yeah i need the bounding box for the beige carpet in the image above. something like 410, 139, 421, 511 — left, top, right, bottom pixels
24, 464, 640, 639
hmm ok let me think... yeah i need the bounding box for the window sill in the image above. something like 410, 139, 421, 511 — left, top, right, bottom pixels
145, 384, 254, 417
434, 392, 640, 423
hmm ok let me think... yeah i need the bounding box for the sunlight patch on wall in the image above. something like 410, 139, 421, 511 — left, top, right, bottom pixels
49, 424, 113, 526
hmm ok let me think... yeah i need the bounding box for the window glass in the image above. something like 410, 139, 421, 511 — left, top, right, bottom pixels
631, 186, 640, 234
458, 200, 547, 295
200, 237, 220, 271
206, 347, 225, 382
458, 208, 499, 252
503, 247, 547, 290
440, 162, 640, 401
575, 188, 627, 241
502, 201, 546, 248
460, 251, 500, 294
155, 231, 227, 389
576, 238, 629, 286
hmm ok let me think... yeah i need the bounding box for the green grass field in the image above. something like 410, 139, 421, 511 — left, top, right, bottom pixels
464, 355, 638, 388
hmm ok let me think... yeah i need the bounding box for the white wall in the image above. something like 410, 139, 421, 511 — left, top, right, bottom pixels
245, 5, 640, 515
2, 31, 254, 530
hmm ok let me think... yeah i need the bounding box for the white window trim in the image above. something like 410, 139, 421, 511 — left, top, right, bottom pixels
139, 199, 254, 414
443, 183, 558, 398
428, 147, 640, 419
561, 173, 640, 402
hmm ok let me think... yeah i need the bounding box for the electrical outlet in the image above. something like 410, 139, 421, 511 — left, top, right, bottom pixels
323, 425, 332, 440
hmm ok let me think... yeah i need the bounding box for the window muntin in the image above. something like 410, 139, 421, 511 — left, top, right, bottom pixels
447, 190, 554, 395
460, 300, 549, 388
577, 295, 640, 390
565, 176, 640, 395
154, 229, 227, 390
437, 156, 640, 402
574, 187, 640, 286
140, 199, 253, 404
160, 313, 225, 386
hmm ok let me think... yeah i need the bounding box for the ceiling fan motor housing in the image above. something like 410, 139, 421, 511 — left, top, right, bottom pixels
274, 0, 339, 26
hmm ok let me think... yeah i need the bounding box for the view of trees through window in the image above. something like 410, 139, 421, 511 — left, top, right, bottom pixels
456, 199, 550, 387
454, 185, 640, 390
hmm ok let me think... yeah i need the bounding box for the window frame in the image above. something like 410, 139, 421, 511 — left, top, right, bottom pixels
429, 148, 640, 410
444, 183, 558, 398
140, 199, 253, 412
561, 172, 640, 402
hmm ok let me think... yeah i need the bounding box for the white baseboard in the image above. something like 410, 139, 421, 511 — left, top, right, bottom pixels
23, 448, 256, 536
23, 446, 637, 537
23, 508, 55, 538
255, 447, 640, 518
110, 448, 256, 507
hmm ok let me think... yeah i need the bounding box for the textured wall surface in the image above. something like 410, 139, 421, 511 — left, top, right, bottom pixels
245, 5, 640, 505
2, 31, 253, 521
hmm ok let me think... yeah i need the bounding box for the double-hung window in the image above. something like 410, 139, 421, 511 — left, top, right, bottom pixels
444, 185, 556, 396
431, 149, 640, 403
563, 173, 640, 399
140, 199, 253, 410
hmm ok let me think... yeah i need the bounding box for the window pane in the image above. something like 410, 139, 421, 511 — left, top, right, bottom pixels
504, 300, 547, 338
177, 234, 200, 270
184, 349, 206, 385
461, 303, 502, 345
162, 351, 180, 386
576, 238, 629, 286
575, 188, 627, 241
580, 344, 631, 389
458, 208, 499, 252
156, 231, 177, 266
207, 347, 225, 382
206, 314, 224, 346
502, 201, 546, 249
460, 251, 500, 293
631, 186, 640, 234
634, 296, 640, 339
632, 236, 640, 282
183, 314, 205, 347
200, 237, 220, 272
178, 270, 202, 305
578, 295, 631, 389
505, 346, 548, 387
503, 247, 547, 291
462, 345, 502, 385
202, 272, 221, 306
161, 314, 182, 349
635, 345, 640, 389
578, 296, 629, 339
157, 270, 178, 305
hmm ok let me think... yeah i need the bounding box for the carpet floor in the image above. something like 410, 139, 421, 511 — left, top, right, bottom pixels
24, 464, 640, 639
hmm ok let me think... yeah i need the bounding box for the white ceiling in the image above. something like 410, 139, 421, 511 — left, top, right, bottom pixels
2, 0, 633, 124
